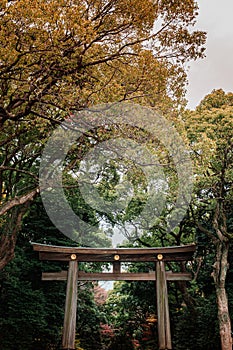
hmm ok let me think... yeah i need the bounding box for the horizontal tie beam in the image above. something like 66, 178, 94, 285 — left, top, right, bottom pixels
42, 271, 192, 281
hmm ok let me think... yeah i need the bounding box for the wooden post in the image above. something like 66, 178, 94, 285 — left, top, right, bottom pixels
156, 260, 172, 350
164, 263, 172, 350
113, 260, 121, 273
62, 259, 78, 350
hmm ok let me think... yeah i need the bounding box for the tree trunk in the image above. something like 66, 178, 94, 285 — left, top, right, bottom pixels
0, 206, 28, 270
0, 189, 38, 270
212, 241, 232, 350
0, 233, 17, 270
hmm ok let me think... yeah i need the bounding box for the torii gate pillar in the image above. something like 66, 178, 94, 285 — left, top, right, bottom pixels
156, 260, 172, 350
62, 260, 78, 350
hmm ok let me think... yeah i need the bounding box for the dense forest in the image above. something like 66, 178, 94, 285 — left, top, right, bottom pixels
0, 0, 232, 349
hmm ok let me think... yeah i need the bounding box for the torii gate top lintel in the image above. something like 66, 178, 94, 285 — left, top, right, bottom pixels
32, 242, 196, 262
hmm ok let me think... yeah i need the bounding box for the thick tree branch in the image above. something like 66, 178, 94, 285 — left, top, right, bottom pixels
0, 188, 39, 216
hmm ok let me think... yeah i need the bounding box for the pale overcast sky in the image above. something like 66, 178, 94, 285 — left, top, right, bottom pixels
186, 0, 233, 109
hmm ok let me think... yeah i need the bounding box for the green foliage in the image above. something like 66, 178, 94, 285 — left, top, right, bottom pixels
77, 283, 106, 350
173, 296, 220, 350
0, 198, 110, 349
106, 280, 156, 349
0, 244, 65, 350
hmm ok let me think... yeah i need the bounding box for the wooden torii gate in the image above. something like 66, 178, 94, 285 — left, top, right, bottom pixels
32, 243, 196, 350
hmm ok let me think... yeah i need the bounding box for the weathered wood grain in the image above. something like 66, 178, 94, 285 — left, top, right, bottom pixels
156, 261, 172, 350
62, 261, 78, 350
32, 243, 196, 262
42, 271, 192, 281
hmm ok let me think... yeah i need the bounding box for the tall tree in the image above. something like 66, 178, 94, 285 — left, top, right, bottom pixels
184, 89, 233, 350
0, 0, 206, 268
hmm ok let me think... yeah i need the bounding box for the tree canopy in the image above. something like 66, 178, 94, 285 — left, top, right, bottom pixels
0, 0, 206, 268
0, 0, 205, 127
